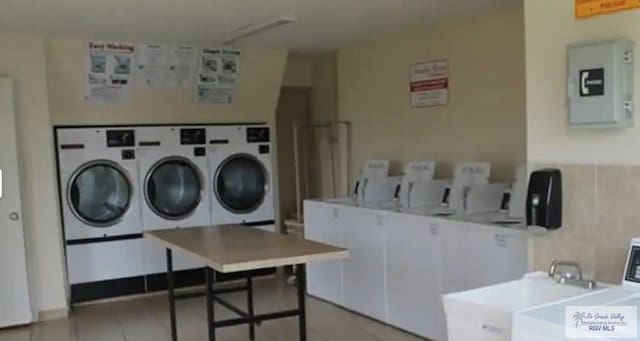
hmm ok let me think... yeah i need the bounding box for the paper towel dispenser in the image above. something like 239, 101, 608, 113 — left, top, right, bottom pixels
526, 169, 562, 230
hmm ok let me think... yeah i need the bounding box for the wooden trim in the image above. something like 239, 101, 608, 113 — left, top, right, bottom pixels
38, 308, 69, 321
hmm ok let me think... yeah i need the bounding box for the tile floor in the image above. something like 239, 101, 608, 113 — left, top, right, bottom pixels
0, 277, 425, 341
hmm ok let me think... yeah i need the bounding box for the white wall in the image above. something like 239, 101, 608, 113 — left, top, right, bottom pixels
526, 0, 640, 164
0, 32, 67, 316
338, 7, 526, 181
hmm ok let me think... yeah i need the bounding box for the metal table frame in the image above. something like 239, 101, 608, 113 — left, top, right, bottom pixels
166, 249, 307, 341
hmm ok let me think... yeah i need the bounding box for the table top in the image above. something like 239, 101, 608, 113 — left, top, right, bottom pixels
144, 225, 349, 273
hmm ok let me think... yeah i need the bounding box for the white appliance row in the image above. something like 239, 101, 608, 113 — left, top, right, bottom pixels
304, 200, 528, 341
55, 124, 275, 302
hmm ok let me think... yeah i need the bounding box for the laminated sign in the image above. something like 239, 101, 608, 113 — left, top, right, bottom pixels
86, 41, 135, 103
576, 0, 640, 18
195, 48, 241, 104
410, 60, 449, 107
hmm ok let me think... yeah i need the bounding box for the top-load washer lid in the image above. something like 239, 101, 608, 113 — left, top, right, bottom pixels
214, 153, 267, 214
145, 156, 203, 220
68, 160, 132, 227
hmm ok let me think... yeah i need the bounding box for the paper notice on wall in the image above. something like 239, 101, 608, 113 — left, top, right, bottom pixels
166, 45, 199, 88
85, 41, 135, 103
576, 0, 640, 19
134, 43, 168, 88
195, 48, 241, 104
410, 59, 449, 107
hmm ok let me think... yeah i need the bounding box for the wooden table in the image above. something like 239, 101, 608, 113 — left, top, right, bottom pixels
144, 225, 348, 341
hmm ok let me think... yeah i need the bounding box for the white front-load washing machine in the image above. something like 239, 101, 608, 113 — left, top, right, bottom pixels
208, 125, 275, 231
137, 126, 211, 288
56, 127, 145, 303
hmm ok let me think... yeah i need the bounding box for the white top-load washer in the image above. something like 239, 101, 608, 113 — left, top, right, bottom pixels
56, 127, 144, 296
405, 162, 491, 217
207, 124, 274, 230
513, 238, 640, 340
137, 126, 211, 274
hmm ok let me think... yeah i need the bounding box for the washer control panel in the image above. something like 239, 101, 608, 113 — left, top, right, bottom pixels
106, 129, 135, 147
247, 127, 270, 143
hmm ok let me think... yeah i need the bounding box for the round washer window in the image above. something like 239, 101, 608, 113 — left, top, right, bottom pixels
68, 161, 132, 227
215, 154, 267, 213
145, 157, 203, 220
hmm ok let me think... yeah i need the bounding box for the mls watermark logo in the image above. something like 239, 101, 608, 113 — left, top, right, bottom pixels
566, 306, 638, 339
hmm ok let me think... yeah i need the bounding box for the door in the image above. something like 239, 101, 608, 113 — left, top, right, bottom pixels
67, 160, 132, 227
214, 154, 268, 214
145, 156, 203, 220
0, 78, 32, 327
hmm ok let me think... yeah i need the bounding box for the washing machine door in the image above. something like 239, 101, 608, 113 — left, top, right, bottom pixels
214, 154, 268, 214
145, 156, 203, 220
68, 160, 132, 227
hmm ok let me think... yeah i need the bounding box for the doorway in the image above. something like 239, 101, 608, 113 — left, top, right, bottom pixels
275, 87, 311, 232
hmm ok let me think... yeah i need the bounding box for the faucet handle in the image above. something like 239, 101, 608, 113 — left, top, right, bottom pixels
549, 260, 583, 280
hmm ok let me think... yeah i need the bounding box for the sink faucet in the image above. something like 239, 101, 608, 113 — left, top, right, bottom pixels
548, 260, 583, 280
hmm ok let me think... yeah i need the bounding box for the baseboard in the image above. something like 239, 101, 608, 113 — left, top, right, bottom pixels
38, 308, 69, 321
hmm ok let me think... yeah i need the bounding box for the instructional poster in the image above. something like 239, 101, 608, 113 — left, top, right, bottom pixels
86, 41, 135, 103
195, 48, 241, 104
166, 45, 199, 88
410, 59, 449, 108
134, 43, 168, 88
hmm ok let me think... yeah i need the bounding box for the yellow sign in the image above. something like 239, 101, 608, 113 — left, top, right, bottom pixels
576, 0, 640, 18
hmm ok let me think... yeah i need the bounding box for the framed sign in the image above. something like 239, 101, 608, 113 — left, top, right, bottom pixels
410, 59, 449, 108
576, 0, 640, 19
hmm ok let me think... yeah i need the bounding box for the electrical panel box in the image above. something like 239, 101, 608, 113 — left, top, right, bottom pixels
567, 38, 634, 128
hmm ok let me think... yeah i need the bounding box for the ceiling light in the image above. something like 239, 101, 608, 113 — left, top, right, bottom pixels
218, 9, 297, 46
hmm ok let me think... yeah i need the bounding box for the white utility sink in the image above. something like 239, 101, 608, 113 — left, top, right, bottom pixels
443, 272, 606, 341
513, 286, 639, 340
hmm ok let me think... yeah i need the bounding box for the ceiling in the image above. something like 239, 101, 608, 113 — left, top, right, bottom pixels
0, 0, 521, 51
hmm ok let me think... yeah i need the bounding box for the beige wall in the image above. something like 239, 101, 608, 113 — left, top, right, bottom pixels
526, 0, 640, 165
0, 32, 67, 316
338, 8, 526, 182
282, 55, 313, 88
46, 37, 288, 126
525, 0, 640, 282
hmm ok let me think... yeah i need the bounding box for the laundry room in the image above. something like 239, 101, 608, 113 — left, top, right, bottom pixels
3, 0, 640, 340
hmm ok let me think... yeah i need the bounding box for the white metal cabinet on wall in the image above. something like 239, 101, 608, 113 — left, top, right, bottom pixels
385, 213, 446, 340
304, 201, 344, 304
341, 208, 387, 321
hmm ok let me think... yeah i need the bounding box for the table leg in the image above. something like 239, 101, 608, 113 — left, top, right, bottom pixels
296, 264, 307, 341
246, 272, 255, 340
166, 248, 178, 341
206, 267, 216, 341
